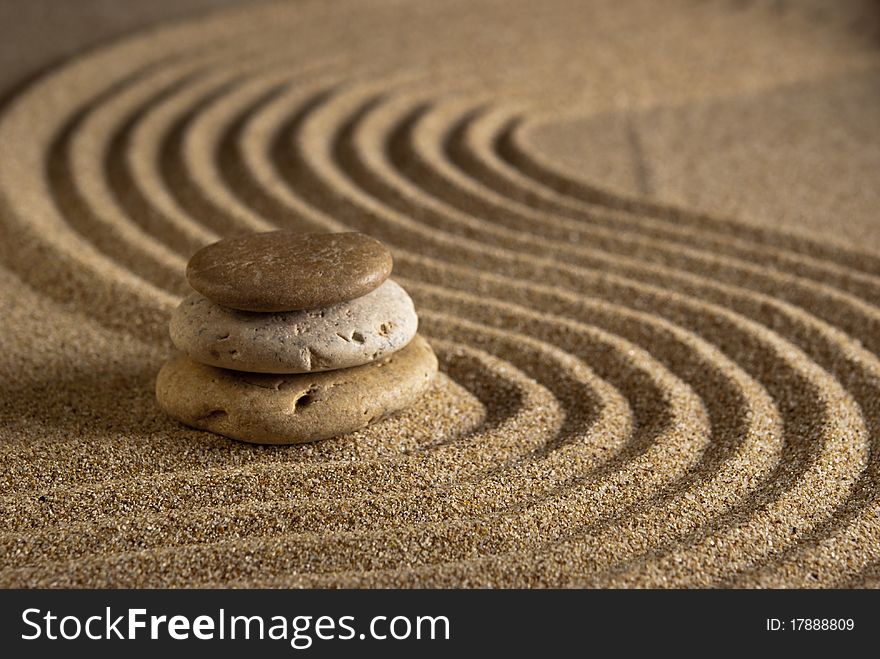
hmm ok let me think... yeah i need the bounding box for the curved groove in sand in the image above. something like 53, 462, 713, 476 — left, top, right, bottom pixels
498, 118, 880, 276
453, 108, 880, 301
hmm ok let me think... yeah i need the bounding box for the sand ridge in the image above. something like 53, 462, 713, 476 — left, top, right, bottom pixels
0, 0, 879, 587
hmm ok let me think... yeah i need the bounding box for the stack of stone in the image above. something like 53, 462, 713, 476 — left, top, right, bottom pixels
156, 231, 438, 444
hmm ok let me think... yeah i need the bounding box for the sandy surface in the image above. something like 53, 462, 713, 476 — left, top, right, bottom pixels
1, 0, 880, 588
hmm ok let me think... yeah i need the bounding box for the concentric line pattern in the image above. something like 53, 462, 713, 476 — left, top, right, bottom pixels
1, 0, 879, 587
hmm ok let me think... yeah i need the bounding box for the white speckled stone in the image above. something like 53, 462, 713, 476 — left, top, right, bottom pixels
169, 279, 418, 373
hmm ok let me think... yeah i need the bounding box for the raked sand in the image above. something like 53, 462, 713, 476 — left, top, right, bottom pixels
1, 0, 880, 587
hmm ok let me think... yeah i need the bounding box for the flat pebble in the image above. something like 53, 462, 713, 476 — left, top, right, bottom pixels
155, 335, 438, 444
169, 280, 418, 373
186, 231, 392, 312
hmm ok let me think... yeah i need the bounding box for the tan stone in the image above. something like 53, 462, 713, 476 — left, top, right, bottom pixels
155, 335, 438, 444
186, 231, 392, 312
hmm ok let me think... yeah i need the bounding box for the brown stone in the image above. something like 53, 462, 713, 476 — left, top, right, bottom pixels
186, 231, 393, 312
155, 335, 438, 444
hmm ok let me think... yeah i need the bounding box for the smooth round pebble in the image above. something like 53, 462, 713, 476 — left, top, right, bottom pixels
156, 335, 438, 444
186, 231, 393, 312
169, 280, 418, 373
